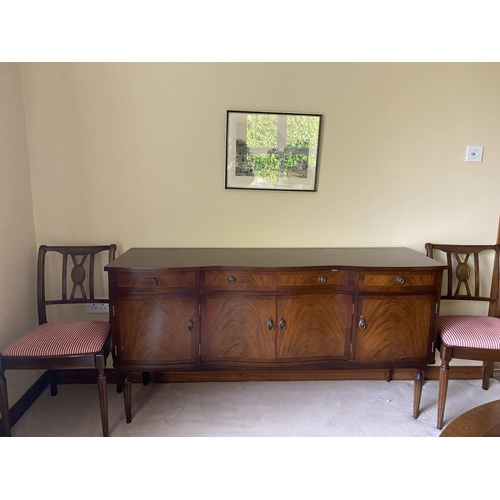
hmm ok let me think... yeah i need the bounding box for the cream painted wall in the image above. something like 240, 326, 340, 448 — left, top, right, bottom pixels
0, 63, 40, 407
20, 63, 500, 255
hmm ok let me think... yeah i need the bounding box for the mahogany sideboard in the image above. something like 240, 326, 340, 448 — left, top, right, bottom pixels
104, 247, 446, 423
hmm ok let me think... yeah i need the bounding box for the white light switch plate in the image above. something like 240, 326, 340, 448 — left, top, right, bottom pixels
466, 146, 483, 162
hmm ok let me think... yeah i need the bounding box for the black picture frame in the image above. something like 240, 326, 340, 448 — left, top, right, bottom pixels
225, 110, 322, 192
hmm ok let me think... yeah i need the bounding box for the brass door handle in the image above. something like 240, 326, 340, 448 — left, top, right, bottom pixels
268, 316, 275, 331
279, 316, 286, 330
359, 316, 367, 330
188, 317, 195, 331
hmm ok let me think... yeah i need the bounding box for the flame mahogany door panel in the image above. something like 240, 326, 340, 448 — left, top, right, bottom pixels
354, 294, 436, 363
201, 295, 277, 362
277, 294, 353, 362
115, 295, 198, 364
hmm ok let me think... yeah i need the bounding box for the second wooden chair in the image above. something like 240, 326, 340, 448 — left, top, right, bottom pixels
425, 238, 500, 430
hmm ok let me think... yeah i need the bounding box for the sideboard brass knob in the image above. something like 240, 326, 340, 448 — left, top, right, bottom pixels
318, 275, 327, 284
188, 317, 195, 331
227, 275, 236, 284
149, 278, 158, 286
396, 276, 405, 285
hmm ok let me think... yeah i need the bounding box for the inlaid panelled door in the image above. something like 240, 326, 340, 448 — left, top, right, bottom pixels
201, 295, 277, 362
354, 294, 436, 363
115, 295, 198, 364
277, 294, 353, 361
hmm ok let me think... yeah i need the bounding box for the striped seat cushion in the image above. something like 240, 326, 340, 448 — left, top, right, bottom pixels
438, 315, 500, 350
1, 321, 110, 357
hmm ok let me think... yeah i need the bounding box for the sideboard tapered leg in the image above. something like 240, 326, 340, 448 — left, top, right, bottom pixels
124, 374, 132, 424
413, 369, 424, 419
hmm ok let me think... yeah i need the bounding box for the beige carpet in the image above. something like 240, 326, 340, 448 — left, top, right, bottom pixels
8, 377, 500, 437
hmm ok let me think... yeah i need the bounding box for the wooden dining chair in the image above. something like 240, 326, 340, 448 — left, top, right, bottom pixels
0, 244, 117, 437
425, 235, 500, 430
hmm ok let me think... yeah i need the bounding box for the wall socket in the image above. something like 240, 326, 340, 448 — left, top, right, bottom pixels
86, 303, 109, 314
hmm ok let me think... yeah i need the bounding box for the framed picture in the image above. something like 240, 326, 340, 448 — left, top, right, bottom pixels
225, 110, 322, 192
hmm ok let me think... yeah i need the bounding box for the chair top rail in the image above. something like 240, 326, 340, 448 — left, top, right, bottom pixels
41, 245, 116, 255
425, 243, 497, 253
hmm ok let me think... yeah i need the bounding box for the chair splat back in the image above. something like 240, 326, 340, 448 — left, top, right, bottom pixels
37, 245, 117, 325
425, 243, 500, 317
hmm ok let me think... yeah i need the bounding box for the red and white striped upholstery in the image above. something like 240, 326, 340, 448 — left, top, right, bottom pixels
438, 315, 500, 350
1, 321, 110, 357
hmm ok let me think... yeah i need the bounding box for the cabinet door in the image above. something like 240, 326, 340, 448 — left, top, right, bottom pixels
115, 295, 198, 364
277, 294, 352, 362
201, 295, 276, 362
354, 294, 436, 363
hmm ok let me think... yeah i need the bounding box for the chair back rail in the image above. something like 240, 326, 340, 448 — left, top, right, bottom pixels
425, 243, 500, 318
37, 245, 117, 325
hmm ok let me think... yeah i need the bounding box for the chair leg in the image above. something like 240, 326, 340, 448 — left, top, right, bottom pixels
437, 346, 452, 430
0, 361, 11, 437
115, 367, 123, 394
95, 354, 109, 437
413, 369, 424, 419
48, 370, 58, 396
482, 361, 494, 390
124, 374, 132, 424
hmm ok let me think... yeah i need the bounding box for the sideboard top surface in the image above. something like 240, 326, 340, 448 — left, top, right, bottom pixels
105, 247, 446, 271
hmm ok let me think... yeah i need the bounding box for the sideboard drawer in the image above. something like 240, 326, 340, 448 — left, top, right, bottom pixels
359, 271, 438, 291
117, 272, 196, 290
201, 271, 277, 290
277, 269, 352, 287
